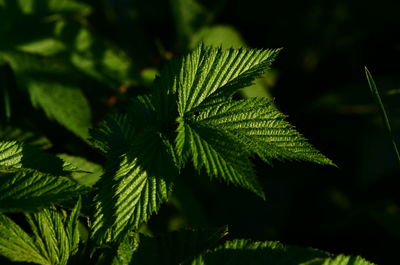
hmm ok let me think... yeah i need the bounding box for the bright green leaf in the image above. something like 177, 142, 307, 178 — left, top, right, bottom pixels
192, 98, 334, 165
0, 168, 86, 212
161, 45, 281, 114
159, 46, 332, 198
176, 119, 265, 198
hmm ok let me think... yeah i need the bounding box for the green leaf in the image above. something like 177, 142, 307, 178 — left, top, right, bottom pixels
65, 26, 136, 87
25, 202, 82, 265
155, 46, 334, 198
0, 140, 87, 212
189, 25, 277, 99
192, 98, 334, 165
111, 234, 139, 265
132, 227, 228, 265
0, 140, 70, 176
0, 126, 51, 149
301, 255, 376, 265
0, 168, 86, 212
89, 114, 136, 154
170, 0, 211, 48
0, 0, 90, 52
176, 119, 265, 198
65, 197, 82, 256
0, 213, 48, 264
57, 154, 103, 186
25, 210, 70, 265
162, 45, 281, 115
90, 113, 177, 244
190, 25, 245, 49
1, 52, 92, 139
190, 239, 329, 265
16, 38, 66, 56
0, 200, 82, 265
0, 0, 89, 21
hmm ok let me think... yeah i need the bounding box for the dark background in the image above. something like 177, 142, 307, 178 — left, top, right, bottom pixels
2, 0, 400, 264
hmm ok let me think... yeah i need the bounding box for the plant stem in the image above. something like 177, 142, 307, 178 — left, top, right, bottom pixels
365, 66, 400, 167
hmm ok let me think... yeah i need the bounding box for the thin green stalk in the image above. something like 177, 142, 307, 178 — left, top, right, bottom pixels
365, 66, 400, 166
1, 71, 11, 121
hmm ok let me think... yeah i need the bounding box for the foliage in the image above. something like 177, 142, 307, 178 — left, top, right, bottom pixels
0, 0, 383, 264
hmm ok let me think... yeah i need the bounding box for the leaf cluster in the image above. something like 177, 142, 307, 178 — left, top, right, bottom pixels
0, 0, 376, 265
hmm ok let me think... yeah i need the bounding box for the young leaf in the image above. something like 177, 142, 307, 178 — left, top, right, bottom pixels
163, 45, 281, 114
154, 45, 334, 198
190, 239, 329, 265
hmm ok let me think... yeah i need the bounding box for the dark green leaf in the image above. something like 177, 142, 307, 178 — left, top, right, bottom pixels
132, 227, 228, 265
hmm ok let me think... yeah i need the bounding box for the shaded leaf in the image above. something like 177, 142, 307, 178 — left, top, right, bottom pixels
111, 234, 139, 265
0, 126, 51, 149
90, 113, 177, 244
170, 0, 211, 49
2, 52, 92, 139
132, 227, 228, 265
